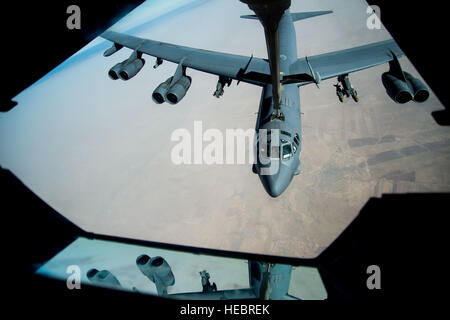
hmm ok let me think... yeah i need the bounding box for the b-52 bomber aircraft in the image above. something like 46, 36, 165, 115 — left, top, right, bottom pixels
101, 0, 429, 197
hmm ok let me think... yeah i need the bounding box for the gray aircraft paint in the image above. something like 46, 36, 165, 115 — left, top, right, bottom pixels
101, 0, 426, 199
255, 9, 303, 197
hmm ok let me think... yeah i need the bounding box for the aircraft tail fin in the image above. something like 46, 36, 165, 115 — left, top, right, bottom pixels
291, 10, 333, 22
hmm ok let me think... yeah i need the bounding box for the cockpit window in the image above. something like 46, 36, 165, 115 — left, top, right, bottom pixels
294, 133, 300, 146
258, 132, 295, 160
282, 143, 293, 159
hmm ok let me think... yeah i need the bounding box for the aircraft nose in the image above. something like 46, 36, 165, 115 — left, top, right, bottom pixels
259, 164, 292, 198
266, 179, 287, 197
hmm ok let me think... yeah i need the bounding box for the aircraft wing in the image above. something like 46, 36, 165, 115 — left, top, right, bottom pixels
101, 30, 271, 85
286, 39, 404, 85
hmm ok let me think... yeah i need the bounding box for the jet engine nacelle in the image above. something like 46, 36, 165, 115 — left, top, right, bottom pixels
381, 72, 413, 104
108, 61, 125, 80
136, 254, 175, 295
86, 269, 121, 288
382, 72, 429, 104
404, 72, 429, 103
118, 58, 145, 80
151, 76, 192, 104
166, 75, 192, 104
152, 77, 173, 104
108, 56, 145, 81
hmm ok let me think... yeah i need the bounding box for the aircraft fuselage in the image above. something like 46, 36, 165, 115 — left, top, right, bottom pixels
255, 9, 301, 197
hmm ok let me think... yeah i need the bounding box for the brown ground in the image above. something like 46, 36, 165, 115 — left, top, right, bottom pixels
1, 0, 448, 258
